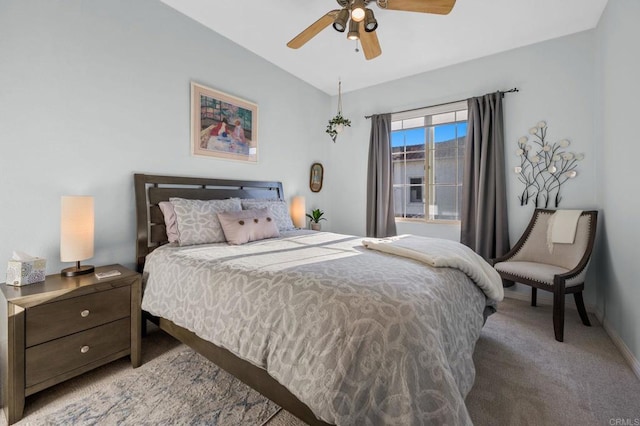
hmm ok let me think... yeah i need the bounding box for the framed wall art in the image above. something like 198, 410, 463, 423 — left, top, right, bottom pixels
310, 162, 324, 192
191, 82, 258, 163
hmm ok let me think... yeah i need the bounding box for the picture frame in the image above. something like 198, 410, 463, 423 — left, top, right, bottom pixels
191, 82, 258, 163
310, 163, 324, 192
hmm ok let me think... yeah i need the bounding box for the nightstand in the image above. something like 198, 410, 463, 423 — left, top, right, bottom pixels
0, 264, 141, 425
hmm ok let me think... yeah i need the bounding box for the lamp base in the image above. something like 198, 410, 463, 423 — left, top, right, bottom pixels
61, 264, 95, 277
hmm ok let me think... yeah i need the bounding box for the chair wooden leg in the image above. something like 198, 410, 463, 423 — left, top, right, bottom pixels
574, 292, 591, 326
502, 278, 515, 288
553, 291, 565, 342
531, 287, 537, 307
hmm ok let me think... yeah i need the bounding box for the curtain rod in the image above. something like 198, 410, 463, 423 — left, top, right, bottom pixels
364, 87, 519, 119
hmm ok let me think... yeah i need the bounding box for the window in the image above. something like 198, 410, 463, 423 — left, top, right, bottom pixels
409, 177, 423, 203
391, 101, 467, 222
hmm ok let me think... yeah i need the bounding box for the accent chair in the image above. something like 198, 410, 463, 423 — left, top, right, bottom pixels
491, 209, 598, 342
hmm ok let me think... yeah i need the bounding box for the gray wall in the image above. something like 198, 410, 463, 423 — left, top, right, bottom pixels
0, 0, 331, 273
330, 31, 599, 300
594, 0, 640, 370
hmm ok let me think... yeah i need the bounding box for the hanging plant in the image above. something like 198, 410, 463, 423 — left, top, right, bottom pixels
326, 80, 351, 143
326, 113, 351, 143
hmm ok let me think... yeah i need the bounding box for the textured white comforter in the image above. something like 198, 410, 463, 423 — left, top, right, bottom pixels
362, 234, 504, 302
141, 231, 497, 425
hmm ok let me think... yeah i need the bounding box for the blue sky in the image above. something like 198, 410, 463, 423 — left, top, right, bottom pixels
391, 123, 467, 147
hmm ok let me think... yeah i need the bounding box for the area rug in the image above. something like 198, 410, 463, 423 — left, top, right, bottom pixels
26, 346, 280, 425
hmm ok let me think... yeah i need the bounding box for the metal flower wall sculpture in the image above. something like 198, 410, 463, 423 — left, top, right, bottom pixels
515, 121, 584, 208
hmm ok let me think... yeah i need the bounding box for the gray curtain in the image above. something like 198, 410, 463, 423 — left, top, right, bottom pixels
366, 114, 397, 238
460, 92, 510, 260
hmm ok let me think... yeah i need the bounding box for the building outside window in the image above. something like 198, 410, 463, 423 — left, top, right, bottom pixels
409, 177, 423, 203
391, 101, 467, 222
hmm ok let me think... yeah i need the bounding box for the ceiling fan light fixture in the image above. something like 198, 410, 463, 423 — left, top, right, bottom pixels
364, 8, 377, 32
347, 19, 360, 40
351, 0, 366, 22
332, 8, 349, 32
287, 0, 457, 59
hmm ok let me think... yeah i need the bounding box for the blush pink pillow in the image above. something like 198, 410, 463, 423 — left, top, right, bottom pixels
158, 201, 179, 243
217, 208, 280, 245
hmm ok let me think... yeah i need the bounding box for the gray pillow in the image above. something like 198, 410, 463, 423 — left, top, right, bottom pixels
169, 197, 242, 246
240, 199, 295, 232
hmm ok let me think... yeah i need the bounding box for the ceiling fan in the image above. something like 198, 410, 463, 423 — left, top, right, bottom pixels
287, 0, 456, 60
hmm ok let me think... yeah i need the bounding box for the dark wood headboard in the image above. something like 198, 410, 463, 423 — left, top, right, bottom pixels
134, 173, 285, 272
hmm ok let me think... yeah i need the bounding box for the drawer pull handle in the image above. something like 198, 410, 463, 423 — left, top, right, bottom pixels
81, 310, 90, 317
81, 345, 90, 354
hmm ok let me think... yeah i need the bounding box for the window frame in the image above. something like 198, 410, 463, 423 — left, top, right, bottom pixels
391, 101, 467, 224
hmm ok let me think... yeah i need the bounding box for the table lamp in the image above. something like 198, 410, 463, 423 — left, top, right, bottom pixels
60, 195, 95, 276
290, 196, 306, 229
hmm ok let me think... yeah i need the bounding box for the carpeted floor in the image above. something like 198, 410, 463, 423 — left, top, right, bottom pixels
465, 297, 640, 426
3, 327, 280, 426
3, 297, 639, 425
268, 297, 640, 425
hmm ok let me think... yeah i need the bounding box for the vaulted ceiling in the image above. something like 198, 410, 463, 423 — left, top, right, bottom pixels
161, 0, 608, 95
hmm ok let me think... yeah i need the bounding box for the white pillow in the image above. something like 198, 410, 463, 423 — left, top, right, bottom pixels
241, 199, 295, 232
169, 197, 241, 246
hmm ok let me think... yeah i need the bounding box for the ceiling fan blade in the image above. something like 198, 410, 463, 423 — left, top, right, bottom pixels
381, 0, 456, 15
287, 10, 340, 49
359, 22, 381, 60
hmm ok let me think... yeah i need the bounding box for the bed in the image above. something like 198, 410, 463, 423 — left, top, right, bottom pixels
134, 173, 502, 425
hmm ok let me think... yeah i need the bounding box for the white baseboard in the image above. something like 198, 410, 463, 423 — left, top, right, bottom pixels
597, 312, 640, 381
503, 288, 596, 313
503, 291, 640, 381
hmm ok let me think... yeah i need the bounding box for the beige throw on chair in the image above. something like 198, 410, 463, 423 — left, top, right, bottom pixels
546, 209, 583, 252
490, 209, 598, 342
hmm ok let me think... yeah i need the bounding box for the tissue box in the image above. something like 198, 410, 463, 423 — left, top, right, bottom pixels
6, 258, 47, 286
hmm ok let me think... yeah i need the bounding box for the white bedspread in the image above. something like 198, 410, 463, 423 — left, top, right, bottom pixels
362, 234, 504, 302
142, 231, 494, 425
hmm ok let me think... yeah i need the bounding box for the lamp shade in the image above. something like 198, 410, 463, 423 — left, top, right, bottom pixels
364, 8, 378, 32
351, 0, 366, 22
347, 19, 360, 40
290, 196, 306, 229
60, 196, 94, 262
332, 8, 349, 32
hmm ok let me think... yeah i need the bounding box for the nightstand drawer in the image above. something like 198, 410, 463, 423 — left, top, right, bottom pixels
25, 318, 130, 388
26, 285, 130, 347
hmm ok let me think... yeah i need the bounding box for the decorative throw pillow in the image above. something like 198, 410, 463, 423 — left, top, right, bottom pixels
158, 201, 179, 243
240, 199, 295, 232
217, 208, 280, 245
169, 197, 242, 246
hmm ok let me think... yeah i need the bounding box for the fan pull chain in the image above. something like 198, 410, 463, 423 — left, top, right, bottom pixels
355, 39, 360, 53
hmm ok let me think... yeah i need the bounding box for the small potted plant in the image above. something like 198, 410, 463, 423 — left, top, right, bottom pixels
306, 208, 326, 231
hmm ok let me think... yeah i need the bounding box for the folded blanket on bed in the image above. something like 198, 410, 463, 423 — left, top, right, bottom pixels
362, 234, 504, 302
